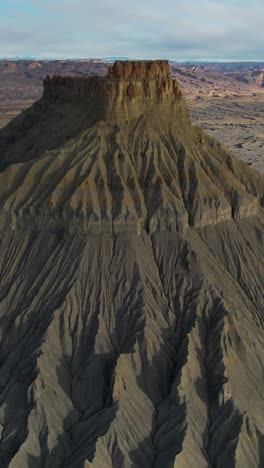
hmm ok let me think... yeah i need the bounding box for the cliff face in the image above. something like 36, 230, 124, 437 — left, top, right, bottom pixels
0, 61, 264, 468
43, 60, 186, 125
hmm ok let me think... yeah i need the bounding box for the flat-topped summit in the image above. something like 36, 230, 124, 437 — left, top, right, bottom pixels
44, 60, 172, 91
107, 60, 171, 80
43, 60, 185, 124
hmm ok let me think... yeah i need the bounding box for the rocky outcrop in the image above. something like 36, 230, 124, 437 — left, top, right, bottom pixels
43, 60, 186, 125
1, 61, 264, 235
1, 60, 264, 468
108, 60, 171, 80
256, 71, 264, 87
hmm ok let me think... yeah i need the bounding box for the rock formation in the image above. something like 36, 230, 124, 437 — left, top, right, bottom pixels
256, 71, 264, 87
0, 60, 264, 467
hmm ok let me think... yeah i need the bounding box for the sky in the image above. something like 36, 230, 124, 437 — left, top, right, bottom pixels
0, 0, 263, 61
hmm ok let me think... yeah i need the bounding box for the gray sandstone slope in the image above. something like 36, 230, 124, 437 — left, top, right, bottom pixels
0, 60, 264, 468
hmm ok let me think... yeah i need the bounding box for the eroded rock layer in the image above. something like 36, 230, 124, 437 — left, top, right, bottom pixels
0, 61, 264, 468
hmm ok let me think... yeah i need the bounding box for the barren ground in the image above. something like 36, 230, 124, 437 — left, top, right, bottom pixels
189, 95, 264, 172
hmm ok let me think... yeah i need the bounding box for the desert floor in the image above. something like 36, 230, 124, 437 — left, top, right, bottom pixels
1, 94, 264, 173
189, 95, 264, 172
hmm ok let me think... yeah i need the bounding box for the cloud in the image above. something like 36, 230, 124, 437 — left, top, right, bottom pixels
0, 0, 263, 60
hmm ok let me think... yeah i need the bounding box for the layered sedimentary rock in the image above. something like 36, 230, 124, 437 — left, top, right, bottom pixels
0, 61, 264, 468
1, 60, 264, 235
42, 60, 184, 125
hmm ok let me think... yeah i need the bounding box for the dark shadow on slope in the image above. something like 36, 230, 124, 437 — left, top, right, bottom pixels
0, 233, 86, 467
44, 354, 118, 468
128, 403, 186, 468
46, 275, 118, 468
257, 428, 264, 466
129, 336, 189, 468
129, 280, 199, 467
0, 95, 100, 170
195, 297, 243, 468
44, 249, 146, 467
26, 419, 49, 467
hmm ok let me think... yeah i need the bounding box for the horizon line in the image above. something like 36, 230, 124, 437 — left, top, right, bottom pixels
1, 56, 264, 64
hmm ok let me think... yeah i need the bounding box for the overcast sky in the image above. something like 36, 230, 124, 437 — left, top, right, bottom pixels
0, 0, 263, 61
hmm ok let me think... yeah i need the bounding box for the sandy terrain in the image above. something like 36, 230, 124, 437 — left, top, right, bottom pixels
189, 95, 264, 172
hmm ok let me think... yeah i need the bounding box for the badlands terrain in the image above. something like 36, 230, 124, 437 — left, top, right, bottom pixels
0, 59, 264, 467
0, 59, 264, 171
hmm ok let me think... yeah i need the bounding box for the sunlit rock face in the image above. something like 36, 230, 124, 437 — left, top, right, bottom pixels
43, 59, 187, 126
0, 61, 264, 468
